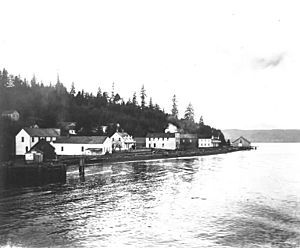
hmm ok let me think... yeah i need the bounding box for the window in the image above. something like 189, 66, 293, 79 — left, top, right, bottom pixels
81, 146, 84, 152
32, 137, 35, 142
154, 143, 156, 148
21, 137, 24, 142
162, 143, 164, 147
25, 146, 28, 152
119, 138, 121, 141
61, 146, 64, 151
112, 138, 114, 141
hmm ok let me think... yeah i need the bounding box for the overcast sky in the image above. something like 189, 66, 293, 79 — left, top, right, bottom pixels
1, 0, 300, 129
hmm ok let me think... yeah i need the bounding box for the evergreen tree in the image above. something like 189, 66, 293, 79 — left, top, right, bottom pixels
97, 86, 102, 97
199, 115, 204, 126
140, 85, 146, 108
171, 94, 178, 118
132, 92, 137, 106
110, 82, 115, 103
70, 82, 76, 96
31, 75, 37, 87
184, 103, 194, 122
149, 97, 153, 109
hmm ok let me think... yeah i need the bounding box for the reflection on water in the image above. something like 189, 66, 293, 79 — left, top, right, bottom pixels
1, 144, 300, 247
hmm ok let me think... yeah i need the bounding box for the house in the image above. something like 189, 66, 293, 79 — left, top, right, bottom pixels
1, 110, 20, 121
179, 133, 198, 150
30, 139, 56, 160
15, 128, 61, 155
146, 133, 180, 150
52, 136, 112, 156
211, 136, 221, 147
165, 123, 179, 133
198, 138, 213, 148
135, 137, 146, 149
231, 136, 251, 147
198, 136, 221, 148
111, 132, 136, 151
58, 122, 77, 135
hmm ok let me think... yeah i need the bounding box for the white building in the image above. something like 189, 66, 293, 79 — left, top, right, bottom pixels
198, 136, 221, 148
111, 132, 136, 151
164, 123, 178, 133
146, 133, 180, 150
198, 138, 213, 148
52, 136, 112, 156
15, 128, 61, 155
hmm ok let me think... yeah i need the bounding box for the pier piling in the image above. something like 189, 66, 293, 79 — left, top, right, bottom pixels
79, 157, 85, 177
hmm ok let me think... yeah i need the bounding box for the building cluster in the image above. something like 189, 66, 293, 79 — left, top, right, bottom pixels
7, 109, 251, 163
14, 122, 226, 162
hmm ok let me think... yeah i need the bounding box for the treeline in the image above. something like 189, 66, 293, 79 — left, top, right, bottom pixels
0, 68, 226, 149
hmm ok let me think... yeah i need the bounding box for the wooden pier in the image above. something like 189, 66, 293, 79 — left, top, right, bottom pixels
0, 162, 66, 187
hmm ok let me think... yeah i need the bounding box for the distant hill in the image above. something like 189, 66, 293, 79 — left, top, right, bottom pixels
222, 129, 300, 143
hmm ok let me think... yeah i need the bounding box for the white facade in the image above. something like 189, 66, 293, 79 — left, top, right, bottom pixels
52, 137, 112, 156
164, 123, 178, 133
198, 138, 213, 148
198, 137, 221, 148
15, 128, 58, 155
146, 133, 179, 150
111, 132, 135, 151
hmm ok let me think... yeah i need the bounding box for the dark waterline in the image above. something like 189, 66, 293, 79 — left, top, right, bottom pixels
1, 143, 300, 247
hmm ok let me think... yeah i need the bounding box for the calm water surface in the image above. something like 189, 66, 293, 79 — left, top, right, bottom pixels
1, 143, 300, 247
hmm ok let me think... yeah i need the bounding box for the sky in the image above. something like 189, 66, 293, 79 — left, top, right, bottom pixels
0, 0, 300, 130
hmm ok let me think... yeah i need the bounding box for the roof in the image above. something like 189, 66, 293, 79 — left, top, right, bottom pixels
146, 133, 176, 138
180, 134, 197, 139
31, 139, 55, 151
114, 132, 130, 138
135, 137, 146, 142
24, 128, 61, 137
54, 136, 108, 144
2, 110, 19, 115
232, 136, 251, 144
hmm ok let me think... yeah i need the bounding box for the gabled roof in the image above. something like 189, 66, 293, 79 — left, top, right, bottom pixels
2, 110, 19, 115
146, 133, 176, 138
114, 132, 130, 138
232, 136, 251, 144
31, 139, 55, 151
54, 136, 108, 144
24, 128, 61, 137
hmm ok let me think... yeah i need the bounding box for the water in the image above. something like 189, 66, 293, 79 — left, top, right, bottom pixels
1, 143, 300, 247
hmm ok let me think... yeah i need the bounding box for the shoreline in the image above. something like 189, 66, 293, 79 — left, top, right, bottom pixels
61, 146, 253, 166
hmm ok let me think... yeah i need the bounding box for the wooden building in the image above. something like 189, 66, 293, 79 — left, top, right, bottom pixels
146, 133, 180, 150
179, 133, 198, 150
1, 110, 20, 121
231, 136, 251, 147
111, 132, 136, 151
16, 128, 61, 155
52, 136, 112, 156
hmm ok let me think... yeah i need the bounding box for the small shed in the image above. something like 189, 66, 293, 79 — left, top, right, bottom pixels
30, 139, 56, 160
231, 136, 251, 147
25, 150, 44, 163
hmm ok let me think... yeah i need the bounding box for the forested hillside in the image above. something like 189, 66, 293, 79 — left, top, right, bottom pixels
0, 68, 226, 160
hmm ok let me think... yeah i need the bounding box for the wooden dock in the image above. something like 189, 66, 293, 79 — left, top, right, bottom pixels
0, 161, 66, 187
